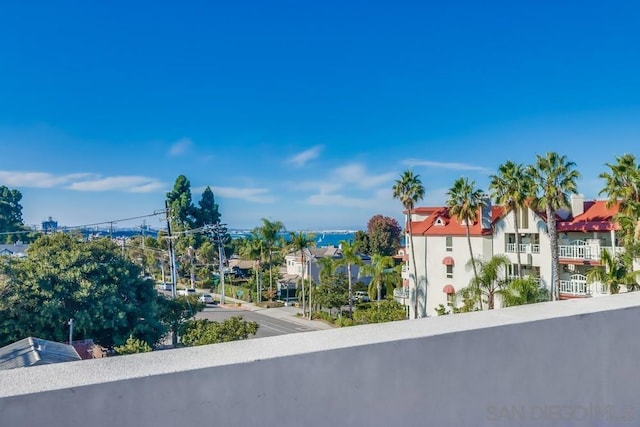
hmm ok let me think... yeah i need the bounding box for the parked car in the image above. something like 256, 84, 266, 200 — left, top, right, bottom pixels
199, 294, 215, 304
354, 291, 370, 302
178, 288, 197, 296
158, 283, 173, 291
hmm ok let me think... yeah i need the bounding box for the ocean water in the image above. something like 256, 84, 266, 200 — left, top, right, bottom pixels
228, 230, 356, 248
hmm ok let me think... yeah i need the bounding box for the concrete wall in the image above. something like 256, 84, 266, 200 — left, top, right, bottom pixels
2, 294, 640, 427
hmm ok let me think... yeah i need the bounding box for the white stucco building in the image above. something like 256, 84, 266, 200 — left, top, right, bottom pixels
400, 194, 624, 318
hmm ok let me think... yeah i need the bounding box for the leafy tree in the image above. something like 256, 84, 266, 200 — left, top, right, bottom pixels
467, 255, 510, 310
0, 186, 31, 243
586, 250, 639, 295
336, 240, 363, 317
446, 177, 486, 308
489, 161, 533, 278
352, 230, 370, 255
352, 299, 407, 324
527, 152, 581, 301
289, 231, 315, 318
255, 218, 285, 298
114, 335, 153, 355
359, 254, 394, 302
366, 215, 402, 256
157, 294, 205, 347
180, 316, 258, 346
392, 170, 425, 319
599, 154, 640, 257
499, 277, 549, 307
0, 234, 166, 348
166, 175, 196, 231
194, 186, 221, 227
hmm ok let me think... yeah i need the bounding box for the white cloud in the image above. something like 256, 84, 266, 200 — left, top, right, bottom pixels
286, 145, 323, 167
66, 176, 166, 193
211, 186, 275, 203
169, 138, 193, 156
403, 158, 491, 173
0, 171, 96, 188
334, 163, 396, 189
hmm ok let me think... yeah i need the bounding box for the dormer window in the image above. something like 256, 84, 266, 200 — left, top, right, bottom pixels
435, 217, 444, 225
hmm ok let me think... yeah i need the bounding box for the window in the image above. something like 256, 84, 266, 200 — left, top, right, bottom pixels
447, 293, 455, 307
446, 265, 453, 278
445, 236, 452, 252
518, 206, 529, 229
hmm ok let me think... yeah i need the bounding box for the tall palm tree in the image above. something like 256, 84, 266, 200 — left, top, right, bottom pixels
392, 170, 425, 319
336, 240, 364, 317
489, 161, 533, 278
360, 254, 394, 302
586, 250, 639, 295
255, 218, 285, 298
239, 233, 265, 303
528, 152, 580, 301
467, 255, 510, 310
289, 231, 315, 319
446, 177, 486, 309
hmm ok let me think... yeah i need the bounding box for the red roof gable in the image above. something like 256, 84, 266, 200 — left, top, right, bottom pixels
557, 201, 620, 232
410, 207, 492, 237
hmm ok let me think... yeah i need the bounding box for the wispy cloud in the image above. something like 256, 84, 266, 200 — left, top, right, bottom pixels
295, 162, 396, 194
211, 186, 276, 203
0, 171, 96, 188
169, 138, 193, 156
67, 176, 166, 192
286, 145, 323, 167
403, 158, 491, 172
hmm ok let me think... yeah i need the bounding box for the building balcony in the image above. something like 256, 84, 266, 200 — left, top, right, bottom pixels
2, 294, 640, 426
559, 274, 607, 297
558, 241, 623, 262
505, 243, 540, 254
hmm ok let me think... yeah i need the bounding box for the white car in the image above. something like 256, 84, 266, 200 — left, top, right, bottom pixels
178, 288, 197, 297
199, 294, 215, 304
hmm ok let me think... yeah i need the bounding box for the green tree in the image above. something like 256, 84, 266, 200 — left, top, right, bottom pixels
586, 250, 639, 295
467, 255, 510, 310
0, 234, 166, 348
392, 170, 425, 319
255, 218, 285, 298
352, 299, 407, 324
366, 215, 402, 256
156, 294, 205, 347
289, 231, 315, 319
528, 152, 581, 301
194, 186, 221, 227
499, 277, 549, 307
166, 175, 196, 231
180, 316, 258, 346
599, 154, 640, 257
0, 186, 30, 243
446, 177, 486, 308
489, 161, 533, 278
114, 335, 153, 355
352, 230, 370, 255
336, 240, 363, 317
360, 254, 394, 302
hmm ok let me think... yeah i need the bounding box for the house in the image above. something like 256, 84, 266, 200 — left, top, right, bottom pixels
282, 245, 371, 286
0, 337, 82, 370
0, 243, 29, 258
400, 194, 626, 317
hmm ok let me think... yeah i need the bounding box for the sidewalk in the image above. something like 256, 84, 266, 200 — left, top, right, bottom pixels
211, 293, 334, 330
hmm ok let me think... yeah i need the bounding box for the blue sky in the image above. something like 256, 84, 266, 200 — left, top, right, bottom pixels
1, 1, 639, 231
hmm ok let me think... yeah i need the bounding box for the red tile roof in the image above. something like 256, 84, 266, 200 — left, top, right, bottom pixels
410, 207, 492, 237
557, 201, 620, 232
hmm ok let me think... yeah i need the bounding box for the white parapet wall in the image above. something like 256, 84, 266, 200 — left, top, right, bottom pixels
2, 293, 640, 427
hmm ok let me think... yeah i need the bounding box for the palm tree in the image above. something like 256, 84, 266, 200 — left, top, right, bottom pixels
360, 254, 394, 302
392, 170, 425, 319
289, 232, 315, 319
467, 255, 510, 310
446, 177, 486, 309
255, 218, 285, 299
336, 240, 364, 317
238, 233, 265, 303
499, 277, 549, 307
489, 161, 533, 278
586, 250, 639, 295
528, 152, 581, 301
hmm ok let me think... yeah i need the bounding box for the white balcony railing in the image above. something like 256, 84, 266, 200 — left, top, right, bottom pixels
505, 243, 540, 254
506, 275, 541, 285
558, 241, 623, 262
559, 274, 607, 296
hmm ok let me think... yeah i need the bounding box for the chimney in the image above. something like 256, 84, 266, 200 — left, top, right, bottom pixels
480, 196, 492, 229
570, 194, 584, 218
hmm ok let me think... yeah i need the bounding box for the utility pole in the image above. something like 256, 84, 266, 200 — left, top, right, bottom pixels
206, 222, 227, 304
165, 201, 178, 298
68, 318, 74, 345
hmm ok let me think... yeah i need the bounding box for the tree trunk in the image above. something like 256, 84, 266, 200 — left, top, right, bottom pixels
268, 251, 273, 298
467, 223, 482, 310
408, 217, 421, 319
514, 204, 523, 278
377, 280, 382, 302
301, 252, 306, 316
547, 204, 560, 301
348, 264, 353, 317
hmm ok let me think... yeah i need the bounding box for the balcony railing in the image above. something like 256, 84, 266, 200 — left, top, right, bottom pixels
505, 243, 540, 254
558, 241, 623, 262
506, 275, 541, 285
559, 274, 607, 296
